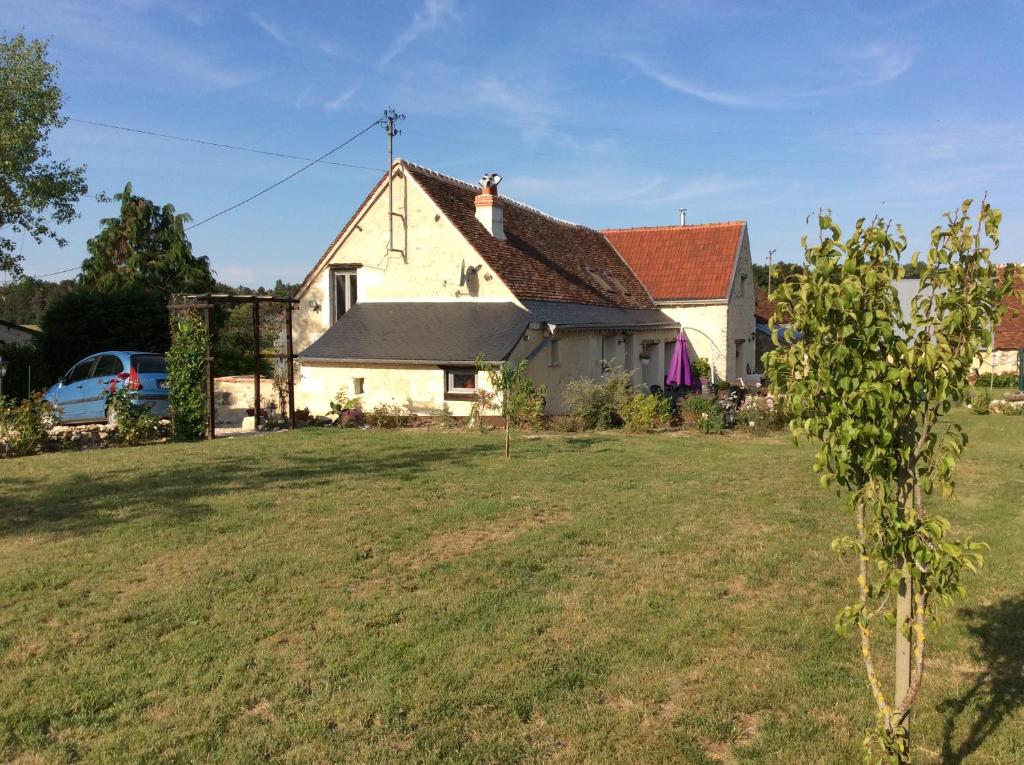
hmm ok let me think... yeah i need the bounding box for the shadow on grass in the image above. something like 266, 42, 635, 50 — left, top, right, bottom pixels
939, 594, 1024, 763
0, 437, 500, 538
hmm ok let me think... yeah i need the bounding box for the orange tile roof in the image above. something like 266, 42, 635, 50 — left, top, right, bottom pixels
602, 222, 746, 301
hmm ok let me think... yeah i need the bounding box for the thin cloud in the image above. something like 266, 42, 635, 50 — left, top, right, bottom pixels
324, 84, 360, 111
642, 174, 757, 205
379, 0, 458, 67
836, 42, 915, 86
626, 43, 915, 109
250, 13, 289, 46
625, 55, 770, 108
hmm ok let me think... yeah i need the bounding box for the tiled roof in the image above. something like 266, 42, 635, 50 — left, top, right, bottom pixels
602, 222, 745, 301
404, 163, 655, 309
994, 269, 1024, 350
754, 287, 776, 323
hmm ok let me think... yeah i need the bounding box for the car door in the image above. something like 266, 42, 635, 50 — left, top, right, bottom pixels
57, 357, 98, 422
83, 354, 124, 422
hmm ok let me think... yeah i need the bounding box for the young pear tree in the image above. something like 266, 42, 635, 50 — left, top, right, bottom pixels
474, 355, 545, 458
764, 200, 1017, 762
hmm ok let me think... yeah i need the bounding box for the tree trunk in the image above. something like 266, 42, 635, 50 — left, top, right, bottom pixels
504, 415, 510, 459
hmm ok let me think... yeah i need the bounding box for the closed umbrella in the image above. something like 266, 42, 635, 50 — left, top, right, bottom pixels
666, 331, 694, 388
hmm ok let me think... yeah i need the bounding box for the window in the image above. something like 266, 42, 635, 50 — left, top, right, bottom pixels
331, 267, 358, 322
444, 368, 477, 399
352, 377, 364, 395
131, 354, 166, 374
66, 358, 97, 383
549, 339, 560, 367
736, 272, 748, 298
94, 355, 124, 378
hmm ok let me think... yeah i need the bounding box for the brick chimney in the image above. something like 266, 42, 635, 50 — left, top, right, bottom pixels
474, 173, 505, 240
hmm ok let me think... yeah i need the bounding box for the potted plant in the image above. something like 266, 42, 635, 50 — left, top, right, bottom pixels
692, 357, 712, 392
330, 392, 364, 427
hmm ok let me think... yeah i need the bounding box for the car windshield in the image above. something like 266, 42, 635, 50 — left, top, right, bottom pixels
131, 354, 167, 374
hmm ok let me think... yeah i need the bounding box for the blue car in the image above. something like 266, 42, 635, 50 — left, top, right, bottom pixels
45, 351, 170, 424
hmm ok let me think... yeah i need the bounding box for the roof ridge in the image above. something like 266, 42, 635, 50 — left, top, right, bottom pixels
399, 159, 592, 231
602, 221, 746, 233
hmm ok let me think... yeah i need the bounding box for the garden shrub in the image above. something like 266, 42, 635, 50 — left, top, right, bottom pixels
739, 393, 787, 434
620, 393, 672, 432
979, 371, 1021, 388
166, 314, 210, 440
678, 395, 726, 434
563, 364, 632, 429
0, 393, 57, 457
106, 386, 161, 445
366, 402, 411, 429
970, 388, 991, 414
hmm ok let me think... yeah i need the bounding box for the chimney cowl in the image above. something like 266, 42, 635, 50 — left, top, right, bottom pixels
479, 173, 502, 195
475, 172, 506, 240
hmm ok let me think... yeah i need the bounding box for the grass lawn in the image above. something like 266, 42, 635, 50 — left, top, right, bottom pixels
1, 412, 1022, 763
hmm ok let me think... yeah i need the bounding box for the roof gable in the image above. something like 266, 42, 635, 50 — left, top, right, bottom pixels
602, 222, 746, 301
404, 163, 654, 309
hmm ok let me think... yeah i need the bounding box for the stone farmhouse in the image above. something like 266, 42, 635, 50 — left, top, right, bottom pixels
291, 160, 755, 416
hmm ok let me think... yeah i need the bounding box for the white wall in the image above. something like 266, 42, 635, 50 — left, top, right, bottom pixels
292, 166, 518, 354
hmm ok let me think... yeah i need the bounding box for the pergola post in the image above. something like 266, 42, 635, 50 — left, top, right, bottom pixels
203, 304, 215, 440
286, 304, 296, 430
252, 300, 261, 431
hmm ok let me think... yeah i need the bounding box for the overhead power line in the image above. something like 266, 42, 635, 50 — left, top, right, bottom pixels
70, 118, 384, 172
185, 118, 383, 231
27, 265, 82, 279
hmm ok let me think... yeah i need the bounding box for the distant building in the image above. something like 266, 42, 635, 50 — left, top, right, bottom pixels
0, 319, 41, 347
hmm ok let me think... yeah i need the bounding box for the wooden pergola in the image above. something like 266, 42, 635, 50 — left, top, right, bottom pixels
168, 293, 300, 439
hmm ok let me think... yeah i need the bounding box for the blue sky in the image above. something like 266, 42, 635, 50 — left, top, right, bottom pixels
3, 0, 1023, 287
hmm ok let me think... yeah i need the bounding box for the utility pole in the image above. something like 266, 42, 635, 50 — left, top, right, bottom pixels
381, 107, 406, 256
767, 248, 776, 295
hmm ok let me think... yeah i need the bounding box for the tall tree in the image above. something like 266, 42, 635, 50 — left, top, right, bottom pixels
0, 34, 87, 277
765, 201, 1016, 762
81, 182, 214, 295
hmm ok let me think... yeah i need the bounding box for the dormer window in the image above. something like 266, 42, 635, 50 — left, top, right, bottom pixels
331, 266, 358, 323
585, 266, 612, 291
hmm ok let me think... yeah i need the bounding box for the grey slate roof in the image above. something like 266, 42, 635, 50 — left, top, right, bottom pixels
301, 302, 530, 364
522, 301, 678, 331
301, 301, 680, 364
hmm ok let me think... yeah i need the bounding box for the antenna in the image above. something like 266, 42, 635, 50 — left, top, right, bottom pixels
767, 248, 776, 295
381, 107, 406, 257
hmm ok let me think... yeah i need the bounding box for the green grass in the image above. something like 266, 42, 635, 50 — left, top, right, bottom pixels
1, 413, 1023, 763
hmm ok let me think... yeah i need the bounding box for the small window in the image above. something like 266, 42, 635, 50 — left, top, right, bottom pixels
331, 267, 358, 322
352, 377, 364, 395
549, 339, 560, 367
444, 368, 478, 399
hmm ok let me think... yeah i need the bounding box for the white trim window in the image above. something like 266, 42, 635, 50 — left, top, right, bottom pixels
444, 368, 478, 399
331, 266, 358, 322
